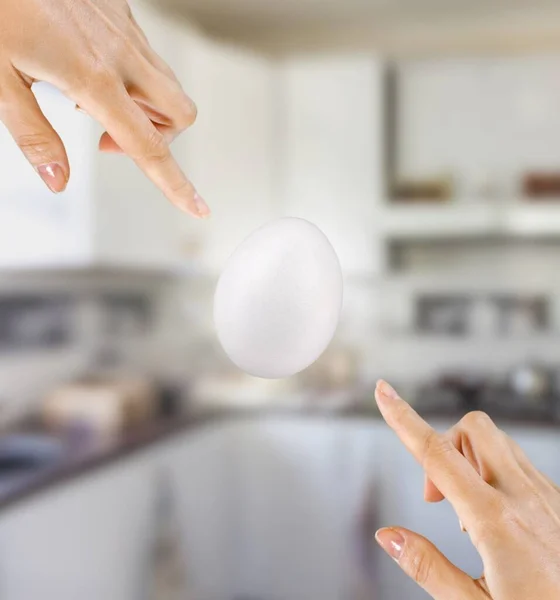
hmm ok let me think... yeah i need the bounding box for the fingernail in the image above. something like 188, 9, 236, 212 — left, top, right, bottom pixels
194, 192, 211, 218
460, 520, 466, 532
376, 528, 405, 562
37, 163, 67, 193
377, 380, 399, 400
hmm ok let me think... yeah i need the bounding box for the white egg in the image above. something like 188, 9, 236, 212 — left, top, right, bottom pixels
214, 218, 343, 379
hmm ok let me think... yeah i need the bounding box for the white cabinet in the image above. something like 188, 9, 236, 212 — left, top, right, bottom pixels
0, 425, 239, 600
161, 424, 239, 600
280, 56, 386, 276
231, 418, 382, 600
232, 419, 348, 600
396, 56, 560, 189
0, 83, 93, 269
182, 37, 277, 274
0, 453, 156, 600
0, 419, 557, 600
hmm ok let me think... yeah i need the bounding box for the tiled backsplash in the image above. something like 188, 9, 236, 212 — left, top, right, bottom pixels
0, 295, 73, 353
0, 292, 154, 356
0, 271, 175, 421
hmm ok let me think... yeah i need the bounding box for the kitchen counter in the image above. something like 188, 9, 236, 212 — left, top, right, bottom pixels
0, 410, 228, 514
1, 403, 559, 514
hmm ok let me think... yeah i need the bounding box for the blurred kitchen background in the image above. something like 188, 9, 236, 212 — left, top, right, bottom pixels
1, 0, 560, 599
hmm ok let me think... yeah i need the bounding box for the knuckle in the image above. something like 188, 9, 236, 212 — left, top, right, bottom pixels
408, 551, 433, 587
461, 411, 494, 432
169, 178, 193, 197
421, 431, 452, 469
177, 97, 197, 129
16, 132, 55, 160
142, 130, 170, 163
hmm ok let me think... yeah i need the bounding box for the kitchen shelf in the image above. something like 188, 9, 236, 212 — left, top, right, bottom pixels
381, 201, 560, 241
383, 272, 560, 292
383, 330, 560, 342
381, 202, 498, 240
502, 204, 560, 237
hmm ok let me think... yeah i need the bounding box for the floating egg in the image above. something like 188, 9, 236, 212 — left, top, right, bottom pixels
214, 218, 343, 379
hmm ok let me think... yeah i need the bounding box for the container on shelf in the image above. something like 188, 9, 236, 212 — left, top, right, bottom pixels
390, 174, 454, 203
522, 172, 560, 201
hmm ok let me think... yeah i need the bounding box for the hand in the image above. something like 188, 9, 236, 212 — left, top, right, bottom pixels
374, 380, 560, 600
0, 0, 209, 218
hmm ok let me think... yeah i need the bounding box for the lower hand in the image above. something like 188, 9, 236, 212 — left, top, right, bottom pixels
374, 380, 560, 599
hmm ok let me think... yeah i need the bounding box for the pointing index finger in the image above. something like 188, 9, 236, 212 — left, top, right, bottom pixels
75, 83, 209, 218
375, 380, 495, 526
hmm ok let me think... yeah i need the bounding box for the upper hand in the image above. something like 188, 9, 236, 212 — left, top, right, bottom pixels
0, 0, 209, 217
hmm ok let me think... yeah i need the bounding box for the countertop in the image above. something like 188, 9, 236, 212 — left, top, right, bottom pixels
0, 404, 558, 515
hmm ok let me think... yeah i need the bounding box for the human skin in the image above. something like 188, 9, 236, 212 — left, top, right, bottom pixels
0, 0, 209, 218
374, 380, 560, 599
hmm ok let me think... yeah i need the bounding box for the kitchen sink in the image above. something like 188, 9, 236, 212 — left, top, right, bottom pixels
0, 434, 64, 479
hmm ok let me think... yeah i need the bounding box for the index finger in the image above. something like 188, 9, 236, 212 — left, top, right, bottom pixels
375, 380, 496, 526
75, 81, 209, 218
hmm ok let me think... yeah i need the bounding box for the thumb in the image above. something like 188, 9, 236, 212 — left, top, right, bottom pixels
0, 76, 69, 193
375, 527, 487, 600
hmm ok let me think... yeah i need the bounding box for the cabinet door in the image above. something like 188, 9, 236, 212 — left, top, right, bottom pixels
231, 419, 367, 600
337, 421, 387, 600
161, 424, 239, 600
0, 454, 156, 600
0, 83, 93, 268
281, 56, 385, 276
